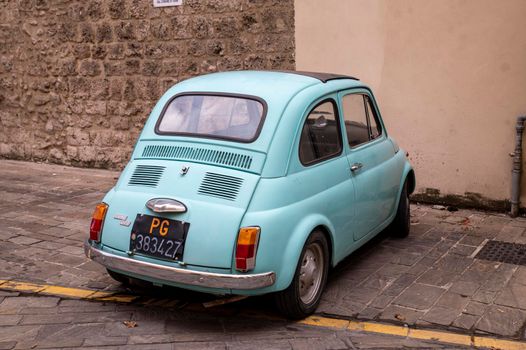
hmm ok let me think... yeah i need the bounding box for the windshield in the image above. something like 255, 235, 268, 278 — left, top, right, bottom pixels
156, 94, 265, 142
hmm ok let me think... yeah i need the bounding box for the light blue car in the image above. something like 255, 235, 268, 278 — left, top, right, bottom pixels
85, 70, 415, 318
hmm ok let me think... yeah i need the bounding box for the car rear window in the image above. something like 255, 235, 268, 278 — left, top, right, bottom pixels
156, 94, 265, 142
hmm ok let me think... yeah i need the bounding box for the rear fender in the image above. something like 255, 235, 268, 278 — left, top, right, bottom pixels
398, 152, 415, 200
274, 214, 335, 291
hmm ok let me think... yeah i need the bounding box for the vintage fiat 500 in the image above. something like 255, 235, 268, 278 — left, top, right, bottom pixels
85, 70, 415, 318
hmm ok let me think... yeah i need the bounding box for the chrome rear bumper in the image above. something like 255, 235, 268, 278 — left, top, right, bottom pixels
84, 241, 275, 290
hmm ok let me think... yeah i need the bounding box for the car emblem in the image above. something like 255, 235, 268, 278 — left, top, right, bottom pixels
180, 166, 190, 175
113, 214, 131, 227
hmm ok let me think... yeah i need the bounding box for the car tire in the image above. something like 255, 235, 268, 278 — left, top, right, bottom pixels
274, 230, 329, 319
106, 269, 130, 285
390, 180, 410, 238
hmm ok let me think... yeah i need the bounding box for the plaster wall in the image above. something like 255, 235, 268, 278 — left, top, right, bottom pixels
295, 0, 526, 206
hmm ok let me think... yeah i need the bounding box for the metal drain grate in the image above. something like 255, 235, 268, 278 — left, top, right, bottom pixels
475, 240, 526, 266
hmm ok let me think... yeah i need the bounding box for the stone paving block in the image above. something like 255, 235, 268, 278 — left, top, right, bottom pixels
31, 241, 67, 251
448, 281, 480, 297
379, 273, 416, 297
0, 325, 41, 343
378, 305, 424, 324
494, 282, 526, 310
496, 225, 525, 243
289, 337, 347, 350
482, 263, 518, 292
360, 274, 396, 291
427, 240, 457, 259
450, 244, 477, 256
458, 260, 497, 283
420, 306, 459, 326
122, 344, 174, 350
374, 263, 410, 277
173, 342, 229, 350
472, 290, 497, 304
408, 223, 434, 236
459, 235, 486, 247
0, 315, 21, 326
390, 252, 422, 266
343, 288, 379, 304
434, 254, 473, 274
13, 246, 59, 262
368, 294, 395, 309
394, 283, 445, 310
357, 307, 382, 320
452, 313, 479, 330
83, 335, 129, 347
315, 300, 365, 317
436, 292, 470, 310
49, 253, 86, 267
20, 313, 76, 325
0, 341, 16, 350
0, 296, 59, 311
416, 268, 457, 288
7, 236, 41, 245
463, 301, 487, 316
513, 265, 526, 285
475, 305, 526, 337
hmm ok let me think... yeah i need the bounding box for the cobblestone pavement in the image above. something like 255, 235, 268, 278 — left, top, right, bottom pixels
1, 160, 526, 349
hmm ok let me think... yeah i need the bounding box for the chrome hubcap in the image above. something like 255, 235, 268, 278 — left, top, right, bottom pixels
299, 243, 324, 304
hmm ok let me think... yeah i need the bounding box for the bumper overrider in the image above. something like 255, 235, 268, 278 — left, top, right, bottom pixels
84, 240, 276, 290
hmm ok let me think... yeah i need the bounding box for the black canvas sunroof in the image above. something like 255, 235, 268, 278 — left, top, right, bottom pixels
277, 70, 359, 83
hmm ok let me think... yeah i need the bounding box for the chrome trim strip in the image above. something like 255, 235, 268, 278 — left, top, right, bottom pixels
84, 241, 276, 290
146, 198, 187, 213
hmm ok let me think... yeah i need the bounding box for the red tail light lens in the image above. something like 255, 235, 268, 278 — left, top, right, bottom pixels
235, 227, 260, 272
90, 203, 108, 242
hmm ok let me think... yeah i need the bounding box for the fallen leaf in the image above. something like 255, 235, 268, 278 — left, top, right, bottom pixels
123, 320, 137, 328
461, 218, 471, 226
395, 313, 406, 321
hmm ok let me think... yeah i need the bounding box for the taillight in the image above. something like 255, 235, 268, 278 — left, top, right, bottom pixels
90, 203, 108, 242
235, 226, 260, 272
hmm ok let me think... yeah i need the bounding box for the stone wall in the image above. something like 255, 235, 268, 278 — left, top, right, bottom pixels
0, 0, 295, 169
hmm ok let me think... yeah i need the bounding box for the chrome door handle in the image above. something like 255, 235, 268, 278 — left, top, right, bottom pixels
350, 163, 363, 172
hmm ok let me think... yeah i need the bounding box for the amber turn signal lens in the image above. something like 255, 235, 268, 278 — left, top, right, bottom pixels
235, 226, 260, 272
90, 203, 108, 242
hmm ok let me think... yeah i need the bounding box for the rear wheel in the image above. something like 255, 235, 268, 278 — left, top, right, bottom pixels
390, 180, 410, 238
274, 231, 329, 319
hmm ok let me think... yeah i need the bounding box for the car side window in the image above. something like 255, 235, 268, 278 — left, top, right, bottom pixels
342, 94, 382, 147
365, 96, 382, 139
299, 100, 342, 165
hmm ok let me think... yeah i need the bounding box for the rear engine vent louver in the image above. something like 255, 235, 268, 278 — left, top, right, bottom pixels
198, 172, 244, 201
142, 145, 253, 170
128, 165, 166, 188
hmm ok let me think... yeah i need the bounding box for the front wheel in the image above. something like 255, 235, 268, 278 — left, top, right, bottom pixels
390, 180, 410, 238
274, 231, 329, 319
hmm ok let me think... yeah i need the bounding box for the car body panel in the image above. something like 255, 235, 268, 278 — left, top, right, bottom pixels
87, 70, 414, 296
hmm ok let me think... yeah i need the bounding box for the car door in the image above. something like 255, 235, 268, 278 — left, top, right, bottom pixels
295, 97, 357, 262
338, 89, 397, 242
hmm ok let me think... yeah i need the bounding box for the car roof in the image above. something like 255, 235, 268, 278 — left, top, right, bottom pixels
138, 70, 369, 170
274, 70, 359, 83
172, 70, 363, 100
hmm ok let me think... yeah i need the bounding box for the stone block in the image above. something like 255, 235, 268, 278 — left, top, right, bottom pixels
476, 305, 526, 336
394, 283, 445, 310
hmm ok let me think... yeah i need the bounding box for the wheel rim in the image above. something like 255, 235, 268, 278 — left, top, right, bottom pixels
299, 242, 324, 305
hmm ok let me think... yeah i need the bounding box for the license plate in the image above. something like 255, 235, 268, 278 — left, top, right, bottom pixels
130, 214, 190, 260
